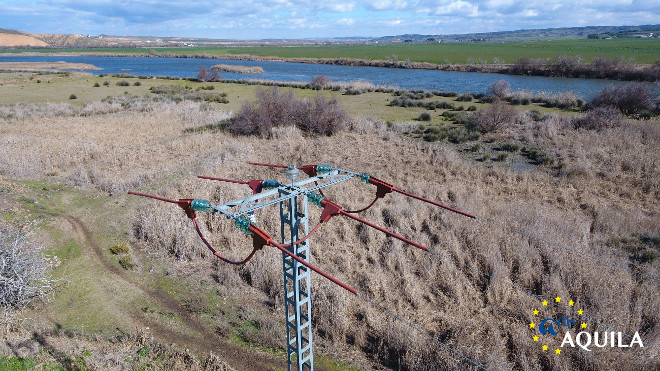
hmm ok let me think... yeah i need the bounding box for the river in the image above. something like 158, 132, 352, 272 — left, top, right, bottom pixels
0, 55, 644, 99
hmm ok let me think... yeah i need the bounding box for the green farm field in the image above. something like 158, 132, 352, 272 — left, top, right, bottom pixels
3, 38, 659, 64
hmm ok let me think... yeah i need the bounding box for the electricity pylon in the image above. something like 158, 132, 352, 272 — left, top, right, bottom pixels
129, 163, 475, 371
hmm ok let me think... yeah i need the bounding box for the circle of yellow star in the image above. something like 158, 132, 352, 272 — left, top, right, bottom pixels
581, 323, 587, 329
578, 309, 583, 315
555, 297, 561, 303
542, 300, 548, 306
569, 300, 574, 306
533, 336, 539, 341
555, 349, 561, 354
533, 309, 539, 315
542, 345, 548, 351
530, 322, 536, 329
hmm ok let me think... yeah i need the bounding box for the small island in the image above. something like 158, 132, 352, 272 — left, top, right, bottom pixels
211, 64, 264, 74
0, 61, 100, 72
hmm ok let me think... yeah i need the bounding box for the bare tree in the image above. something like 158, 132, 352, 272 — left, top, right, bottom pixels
196, 66, 211, 82
487, 80, 511, 98
1, 227, 62, 325
310, 75, 331, 90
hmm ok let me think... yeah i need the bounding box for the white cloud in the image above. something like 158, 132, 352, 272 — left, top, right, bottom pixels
362, 0, 413, 11
319, 1, 357, 12
433, 1, 479, 16
0, 0, 658, 39
337, 17, 356, 25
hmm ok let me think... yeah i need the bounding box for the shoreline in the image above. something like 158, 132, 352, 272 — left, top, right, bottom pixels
1, 51, 657, 82
0, 60, 101, 72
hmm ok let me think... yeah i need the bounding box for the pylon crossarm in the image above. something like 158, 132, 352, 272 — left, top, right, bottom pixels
198, 175, 265, 195
249, 164, 475, 219
267, 238, 358, 296
128, 191, 263, 265
356, 173, 476, 219
311, 196, 429, 252
213, 170, 356, 219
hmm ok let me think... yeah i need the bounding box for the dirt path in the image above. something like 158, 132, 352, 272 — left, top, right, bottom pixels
60, 212, 284, 370
30, 203, 281, 370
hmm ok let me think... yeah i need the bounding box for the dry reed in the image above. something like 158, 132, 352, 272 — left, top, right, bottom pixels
1, 97, 658, 369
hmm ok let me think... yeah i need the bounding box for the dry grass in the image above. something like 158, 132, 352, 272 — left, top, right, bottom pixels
1, 92, 659, 369
211, 64, 264, 74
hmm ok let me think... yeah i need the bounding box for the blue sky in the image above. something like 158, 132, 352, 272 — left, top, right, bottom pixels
1, 0, 659, 39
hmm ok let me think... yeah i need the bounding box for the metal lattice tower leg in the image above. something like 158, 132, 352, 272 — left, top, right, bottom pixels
280, 189, 313, 371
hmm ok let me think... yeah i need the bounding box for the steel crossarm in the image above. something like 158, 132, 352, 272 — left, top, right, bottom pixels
212, 170, 356, 219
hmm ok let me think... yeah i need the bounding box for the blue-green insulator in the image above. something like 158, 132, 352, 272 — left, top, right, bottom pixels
307, 192, 325, 208
262, 179, 280, 189
316, 164, 332, 173
234, 216, 252, 235
360, 173, 371, 183
190, 199, 211, 212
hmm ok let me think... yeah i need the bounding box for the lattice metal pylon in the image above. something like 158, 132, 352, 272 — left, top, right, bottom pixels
280, 189, 313, 370
129, 163, 483, 370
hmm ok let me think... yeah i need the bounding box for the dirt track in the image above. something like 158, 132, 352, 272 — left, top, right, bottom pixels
58, 211, 283, 370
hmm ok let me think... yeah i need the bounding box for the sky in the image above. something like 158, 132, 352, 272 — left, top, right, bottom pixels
1, 0, 659, 40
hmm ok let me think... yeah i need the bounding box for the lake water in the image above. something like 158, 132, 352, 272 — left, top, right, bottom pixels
0, 55, 643, 99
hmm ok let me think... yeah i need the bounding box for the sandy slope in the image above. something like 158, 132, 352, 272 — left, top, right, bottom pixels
0, 33, 48, 47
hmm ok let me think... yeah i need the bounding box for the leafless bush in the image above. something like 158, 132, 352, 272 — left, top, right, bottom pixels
589, 82, 658, 115
572, 106, 624, 131
336, 79, 378, 93
229, 86, 347, 137
303, 95, 347, 135
468, 99, 518, 133
310, 75, 331, 90
511, 55, 659, 81
549, 91, 581, 109
552, 55, 584, 76
196, 66, 222, 82
1, 227, 61, 324
487, 80, 510, 98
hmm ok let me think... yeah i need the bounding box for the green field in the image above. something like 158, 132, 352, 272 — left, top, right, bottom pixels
2, 38, 659, 64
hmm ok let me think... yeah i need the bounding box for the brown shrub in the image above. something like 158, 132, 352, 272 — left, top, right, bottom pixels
310, 74, 331, 89
589, 82, 658, 115
572, 106, 624, 131
468, 99, 518, 133
229, 86, 346, 137
486, 79, 510, 98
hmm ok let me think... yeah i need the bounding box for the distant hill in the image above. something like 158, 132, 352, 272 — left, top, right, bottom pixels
1, 24, 658, 49
0, 32, 48, 47
376, 24, 660, 43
